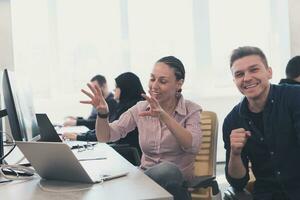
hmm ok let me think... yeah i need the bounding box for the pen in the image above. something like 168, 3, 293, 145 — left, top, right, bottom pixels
78, 157, 107, 161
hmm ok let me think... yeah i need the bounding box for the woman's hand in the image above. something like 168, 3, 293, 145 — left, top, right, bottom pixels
80, 83, 109, 114
139, 94, 163, 118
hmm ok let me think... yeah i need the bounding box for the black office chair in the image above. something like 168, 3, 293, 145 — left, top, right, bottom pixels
223, 187, 253, 200
111, 144, 141, 166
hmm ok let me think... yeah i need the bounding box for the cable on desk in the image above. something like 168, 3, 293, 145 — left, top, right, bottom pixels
0, 132, 35, 181
1, 131, 27, 165
0, 164, 36, 181
0, 131, 16, 163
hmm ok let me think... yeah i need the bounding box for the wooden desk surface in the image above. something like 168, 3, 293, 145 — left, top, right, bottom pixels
0, 143, 173, 200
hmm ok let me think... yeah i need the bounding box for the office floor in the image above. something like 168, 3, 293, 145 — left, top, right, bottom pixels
216, 162, 230, 196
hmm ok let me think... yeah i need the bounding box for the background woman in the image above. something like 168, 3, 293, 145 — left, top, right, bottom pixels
63, 72, 145, 156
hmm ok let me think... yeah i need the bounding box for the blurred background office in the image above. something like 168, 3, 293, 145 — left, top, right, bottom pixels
1, 0, 300, 162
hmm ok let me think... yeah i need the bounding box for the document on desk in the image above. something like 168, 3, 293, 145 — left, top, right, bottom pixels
73, 147, 107, 161
56, 126, 90, 134
76, 154, 107, 161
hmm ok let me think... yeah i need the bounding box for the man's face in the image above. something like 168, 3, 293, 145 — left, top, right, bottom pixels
91, 81, 108, 97
231, 55, 272, 101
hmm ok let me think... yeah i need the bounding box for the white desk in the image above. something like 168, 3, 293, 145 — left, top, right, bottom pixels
0, 143, 173, 200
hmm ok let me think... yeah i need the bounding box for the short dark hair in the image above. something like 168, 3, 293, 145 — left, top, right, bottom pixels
286, 56, 300, 79
90, 74, 106, 87
230, 46, 268, 68
156, 56, 185, 80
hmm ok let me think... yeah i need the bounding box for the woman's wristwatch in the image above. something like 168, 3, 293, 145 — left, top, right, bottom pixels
97, 112, 110, 119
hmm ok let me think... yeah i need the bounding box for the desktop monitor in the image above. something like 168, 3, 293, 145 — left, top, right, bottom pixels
2, 69, 40, 141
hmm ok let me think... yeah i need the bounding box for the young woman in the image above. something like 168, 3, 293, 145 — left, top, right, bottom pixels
62, 72, 144, 156
81, 56, 202, 200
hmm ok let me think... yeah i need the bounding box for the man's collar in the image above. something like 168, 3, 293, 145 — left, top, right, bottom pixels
239, 84, 274, 117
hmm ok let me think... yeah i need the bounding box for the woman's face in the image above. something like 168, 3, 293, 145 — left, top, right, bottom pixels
114, 87, 121, 101
148, 62, 183, 103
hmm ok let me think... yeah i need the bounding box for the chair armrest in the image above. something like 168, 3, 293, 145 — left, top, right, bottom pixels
109, 143, 130, 148
188, 176, 220, 196
223, 186, 253, 200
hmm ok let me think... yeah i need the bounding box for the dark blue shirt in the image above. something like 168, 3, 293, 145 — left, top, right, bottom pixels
223, 84, 300, 199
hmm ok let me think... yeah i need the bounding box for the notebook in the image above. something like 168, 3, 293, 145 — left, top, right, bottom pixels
16, 141, 128, 183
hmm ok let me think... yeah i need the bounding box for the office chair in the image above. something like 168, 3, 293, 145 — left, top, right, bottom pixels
112, 144, 141, 166
188, 111, 222, 200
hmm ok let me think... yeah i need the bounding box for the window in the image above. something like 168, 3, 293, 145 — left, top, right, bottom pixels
10, 0, 290, 161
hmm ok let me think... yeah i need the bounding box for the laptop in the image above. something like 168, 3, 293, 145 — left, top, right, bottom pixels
16, 141, 128, 183
36, 113, 95, 148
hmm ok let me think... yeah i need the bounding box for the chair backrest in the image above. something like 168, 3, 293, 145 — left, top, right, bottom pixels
194, 111, 218, 177
112, 145, 141, 166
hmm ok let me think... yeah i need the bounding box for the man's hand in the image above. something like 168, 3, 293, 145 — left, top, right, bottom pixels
63, 117, 77, 126
230, 128, 251, 156
62, 132, 77, 141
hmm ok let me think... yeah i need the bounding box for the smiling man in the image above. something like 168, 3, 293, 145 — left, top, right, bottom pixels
223, 46, 300, 200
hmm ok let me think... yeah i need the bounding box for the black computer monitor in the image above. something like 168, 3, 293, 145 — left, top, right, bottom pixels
2, 69, 40, 141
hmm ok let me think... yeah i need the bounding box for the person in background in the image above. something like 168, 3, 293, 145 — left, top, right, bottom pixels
223, 46, 300, 200
63, 72, 145, 156
63, 74, 117, 129
80, 56, 202, 200
279, 55, 300, 85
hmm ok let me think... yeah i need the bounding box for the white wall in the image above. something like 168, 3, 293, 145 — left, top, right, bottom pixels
0, 0, 14, 70
194, 95, 242, 162
0, 0, 14, 142
288, 0, 300, 56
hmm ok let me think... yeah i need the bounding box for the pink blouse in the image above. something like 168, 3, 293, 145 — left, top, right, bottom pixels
109, 96, 202, 180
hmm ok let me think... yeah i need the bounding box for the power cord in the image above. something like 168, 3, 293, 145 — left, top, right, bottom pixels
0, 164, 35, 181
0, 131, 16, 163
0, 131, 27, 165
0, 132, 35, 182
